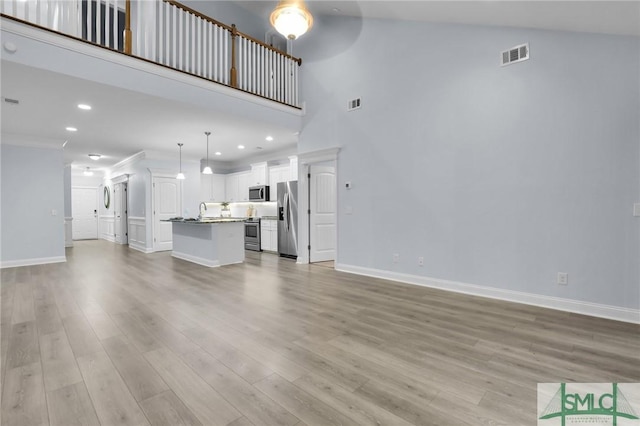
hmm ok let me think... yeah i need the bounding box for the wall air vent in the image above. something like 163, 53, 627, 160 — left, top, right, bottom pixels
3, 97, 19, 105
347, 97, 362, 111
501, 43, 529, 66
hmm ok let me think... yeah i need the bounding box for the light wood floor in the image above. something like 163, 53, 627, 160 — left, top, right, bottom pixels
1, 240, 638, 426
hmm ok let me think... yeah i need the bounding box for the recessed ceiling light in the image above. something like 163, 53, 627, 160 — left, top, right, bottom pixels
78, 104, 92, 110
265, 136, 273, 141
83, 167, 94, 176
332, 7, 341, 13
66, 127, 77, 132
238, 145, 245, 150
88, 154, 101, 160
214, 152, 222, 156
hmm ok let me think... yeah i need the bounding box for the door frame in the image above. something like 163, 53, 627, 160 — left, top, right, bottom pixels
296, 147, 340, 265
149, 169, 182, 253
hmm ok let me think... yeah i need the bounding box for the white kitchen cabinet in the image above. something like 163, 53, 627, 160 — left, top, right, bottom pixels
237, 172, 250, 201
225, 171, 251, 202
201, 173, 226, 202
250, 162, 268, 186
225, 174, 239, 202
261, 219, 278, 252
268, 165, 290, 203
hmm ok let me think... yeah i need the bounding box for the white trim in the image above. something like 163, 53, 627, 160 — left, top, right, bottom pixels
1, 18, 303, 115
111, 174, 129, 184
128, 243, 153, 254
0, 133, 65, 150
1, 256, 66, 269
297, 147, 341, 165
111, 151, 145, 171
148, 168, 178, 179
171, 251, 222, 268
64, 217, 74, 247
297, 148, 340, 265
335, 263, 640, 324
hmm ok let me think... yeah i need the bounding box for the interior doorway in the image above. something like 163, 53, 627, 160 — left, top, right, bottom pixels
309, 163, 336, 264
72, 187, 98, 240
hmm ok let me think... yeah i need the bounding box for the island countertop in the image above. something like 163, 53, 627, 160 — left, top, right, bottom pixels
162, 218, 246, 224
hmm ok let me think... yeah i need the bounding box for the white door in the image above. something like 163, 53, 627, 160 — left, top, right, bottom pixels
153, 177, 181, 252
309, 165, 336, 262
72, 187, 98, 240
114, 183, 128, 244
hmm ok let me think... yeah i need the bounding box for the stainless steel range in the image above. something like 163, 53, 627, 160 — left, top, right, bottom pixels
244, 218, 261, 251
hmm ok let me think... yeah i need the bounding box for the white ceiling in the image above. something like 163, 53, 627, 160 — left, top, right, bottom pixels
240, 1, 640, 37
2, 1, 638, 177
0, 61, 298, 175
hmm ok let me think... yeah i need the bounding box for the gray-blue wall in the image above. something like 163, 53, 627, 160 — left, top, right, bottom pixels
297, 17, 640, 310
1, 144, 65, 263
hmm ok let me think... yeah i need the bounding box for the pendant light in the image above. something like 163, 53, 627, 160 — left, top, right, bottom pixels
202, 131, 212, 175
270, 0, 313, 40
176, 143, 185, 180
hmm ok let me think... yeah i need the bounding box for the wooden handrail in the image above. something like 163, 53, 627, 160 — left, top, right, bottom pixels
162, 0, 301, 65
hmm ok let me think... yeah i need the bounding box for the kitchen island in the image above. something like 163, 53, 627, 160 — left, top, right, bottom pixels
165, 218, 245, 267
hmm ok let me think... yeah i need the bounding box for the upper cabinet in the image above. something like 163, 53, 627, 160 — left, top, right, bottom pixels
200, 173, 226, 202
250, 162, 268, 186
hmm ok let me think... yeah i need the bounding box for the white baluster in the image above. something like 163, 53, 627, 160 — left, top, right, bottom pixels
104, 0, 111, 48
208, 23, 213, 80
87, 0, 92, 42
165, 2, 171, 64
113, 0, 118, 50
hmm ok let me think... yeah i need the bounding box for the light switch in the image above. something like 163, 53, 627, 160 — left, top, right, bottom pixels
51, 209, 57, 216
345, 206, 353, 215
345, 181, 352, 189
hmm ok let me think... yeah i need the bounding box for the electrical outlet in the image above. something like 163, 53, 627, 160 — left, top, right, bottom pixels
634, 203, 640, 217
392, 254, 399, 263
557, 272, 568, 285
418, 257, 424, 266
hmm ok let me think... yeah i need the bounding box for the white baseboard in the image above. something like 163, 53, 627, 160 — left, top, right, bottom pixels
172, 251, 220, 268
335, 263, 640, 324
128, 242, 153, 254
1, 256, 66, 269
65, 242, 74, 248
101, 234, 116, 243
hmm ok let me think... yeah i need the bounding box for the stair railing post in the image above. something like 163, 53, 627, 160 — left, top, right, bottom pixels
124, 0, 132, 54
230, 23, 237, 87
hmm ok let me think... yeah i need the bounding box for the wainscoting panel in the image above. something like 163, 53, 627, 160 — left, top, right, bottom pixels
128, 217, 149, 253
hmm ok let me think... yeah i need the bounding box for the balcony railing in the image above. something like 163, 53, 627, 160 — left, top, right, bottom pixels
1, 0, 302, 108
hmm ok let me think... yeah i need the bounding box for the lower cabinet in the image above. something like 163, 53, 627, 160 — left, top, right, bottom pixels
260, 219, 278, 252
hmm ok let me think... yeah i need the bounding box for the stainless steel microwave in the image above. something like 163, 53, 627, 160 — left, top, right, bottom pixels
248, 185, 270, 202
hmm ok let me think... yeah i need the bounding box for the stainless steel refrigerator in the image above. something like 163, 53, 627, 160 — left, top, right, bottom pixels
277, 181, 298, 259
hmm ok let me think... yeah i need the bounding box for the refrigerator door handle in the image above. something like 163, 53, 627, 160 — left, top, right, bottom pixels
284, 192, 289, 231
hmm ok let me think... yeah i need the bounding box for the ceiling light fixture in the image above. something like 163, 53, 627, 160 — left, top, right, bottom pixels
270, 0, 313, 40
215, 152, 222, 156
176, 143, 185, 180
88, 154, 101, 160
77, 104, 92, 110
83, 167, 94, 176
238, 145, 245, 150
66, 127, 77, 132
266, 136, 274, 141
202, 131, 213, 175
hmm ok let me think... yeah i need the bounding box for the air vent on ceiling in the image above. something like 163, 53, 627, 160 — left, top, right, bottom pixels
3, 97, 19, 105
501, 43, 529, 66
347, 97, 361, 111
